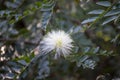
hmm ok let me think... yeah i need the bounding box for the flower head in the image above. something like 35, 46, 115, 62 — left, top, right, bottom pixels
40, 30, 73, 59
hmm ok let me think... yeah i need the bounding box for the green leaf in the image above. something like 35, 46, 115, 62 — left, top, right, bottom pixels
40, 0, 55, 30
35, 2, 42, 7
114, 14, 120, 24
102, 16, 118, 25
23, 10, 31, 16
83, 59, 96, 69
105, 9, 120, 17
88, 10, 104, 14
17, 60, 27, 66
93, 47, 100, 53
0, 10, 13, 17
76, 55, 89, 67
84, 47, 90, 53
96, 1, 111, 7
9, 19, 15, 24
81, 17, 98, 24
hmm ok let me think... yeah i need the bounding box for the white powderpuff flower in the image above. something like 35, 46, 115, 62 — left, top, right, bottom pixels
40, 30, 73, 59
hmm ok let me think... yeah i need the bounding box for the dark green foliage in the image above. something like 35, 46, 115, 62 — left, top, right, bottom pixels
0, 0, 120, 80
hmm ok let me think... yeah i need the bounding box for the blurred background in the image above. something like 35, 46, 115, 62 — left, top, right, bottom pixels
0, 0, 120, 80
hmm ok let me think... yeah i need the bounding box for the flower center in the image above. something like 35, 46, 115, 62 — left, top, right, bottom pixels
56, 39, 62, 47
